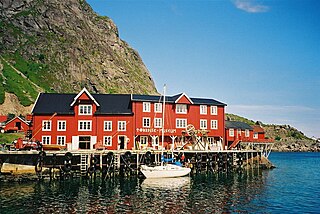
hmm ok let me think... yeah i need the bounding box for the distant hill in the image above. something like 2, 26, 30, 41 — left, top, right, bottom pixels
0, 0, 158, 114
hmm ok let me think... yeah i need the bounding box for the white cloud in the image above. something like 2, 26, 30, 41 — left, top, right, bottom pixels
232, 0, 270, 13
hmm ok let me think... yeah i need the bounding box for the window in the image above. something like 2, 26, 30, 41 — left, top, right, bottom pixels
57, 136, 66, 146
140, 136, 148, 146
245, 129, 250, 137
154, 103, 162, 113
200, 119, 207, 129
253, 133, 258, 139
103, 136, 112, 146
78, 120, 92, 131
143, 117, 150, 128
176, 119, 187, 128
42, 120, 51, 131
42, 136, 51, 145
154, 118, 162, 128
210, 106, 217, 115
118, 121, 126, 131
57, 120, 66, 131
229, 129, 234, 137
104, 121, 112, 131
143, 102, 151, 112
176, 104, 187, 114
152, 137, 159, 146
79, 105, 92, 115
211, 120, 218, 129
238, 129, 242, 136
207, 137, 214, 144
200, 105, 207, 115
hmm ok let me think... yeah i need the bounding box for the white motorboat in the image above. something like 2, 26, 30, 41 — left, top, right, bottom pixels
140, 163, 191, 179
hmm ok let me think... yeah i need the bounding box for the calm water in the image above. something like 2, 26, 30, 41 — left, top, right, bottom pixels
1, 152, 320, 213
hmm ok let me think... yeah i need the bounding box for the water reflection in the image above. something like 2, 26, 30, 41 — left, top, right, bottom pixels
0, 170, 270, 213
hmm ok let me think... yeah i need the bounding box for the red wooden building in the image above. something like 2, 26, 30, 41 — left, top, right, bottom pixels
225, 121, 254, 149
3, 116, 29, 133
29, 88, 227, 151
252, 125, 273, 142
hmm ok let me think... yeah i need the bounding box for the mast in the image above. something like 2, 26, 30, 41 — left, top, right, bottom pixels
161, 84, 166, 163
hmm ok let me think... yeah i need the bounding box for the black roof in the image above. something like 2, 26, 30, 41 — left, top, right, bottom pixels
131, 94, 226, 106
225, 121, 253, 130
32, 93, 132, 115
32, 92, 226, 115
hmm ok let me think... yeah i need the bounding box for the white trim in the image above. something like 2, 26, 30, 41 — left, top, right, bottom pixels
57, 120, 66, 131
57, 136, 66, 146
154, 118, 162, 128
31, 92, 41, 113
200, 119, 207, 129
143, 117, 151, 128
154, 103, 162, 113
118, 121, 127, 131
176, 104, 187, 114
211, 120, 218, 130
229, 129, 234, 137
143, 102, 151, 112
42, 135, 51, 145
103, 136, 112, 146
78, 104, 92, 115
42, 120, 52, 131
78, 120, 92, 131
176, 118, 187, 128
5, 116, 28, 126
70, 87, 100, 107
104, 121, 112, 131
200, 105, 207, 115
210, 106, 218, 115
174, 93, 194, 104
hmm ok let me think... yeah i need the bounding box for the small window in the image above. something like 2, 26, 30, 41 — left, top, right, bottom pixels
229, 129, 234, 137
176, 104, 187, 114
118, 121, 126, 131
154, 103, 162, 113
210, 106, 217, 115
79, 105, 92, 115
57, 120, 66, 131
238, 129, 242, 136
154, 118, 162, 128
42, 120, 51, 131
211, 120, 218, 129
200, 105, 207, 115
143, 102, 151, 112
152, 137, 159, 146
253, 133, 258, 139
245, 129, 250, 137
42, 136, 51, 145
103, 136, 112, 146
143, 117, 150, 128
176, 119, 187, 128
78, 120, 92, 131
57, 136, 66, 146
200, 119, 207, 129
104, 121, 112, 131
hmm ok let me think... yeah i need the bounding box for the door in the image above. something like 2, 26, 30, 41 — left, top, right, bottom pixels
79, 136, 91, 149
15, 122, 21, 130
118, 136, 126, 150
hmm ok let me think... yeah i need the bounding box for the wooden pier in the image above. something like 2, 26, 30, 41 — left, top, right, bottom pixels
0, 149, 274, 180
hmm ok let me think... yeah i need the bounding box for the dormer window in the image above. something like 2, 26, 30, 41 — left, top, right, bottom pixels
176, 104, 187, 114
79, 105, 92, 115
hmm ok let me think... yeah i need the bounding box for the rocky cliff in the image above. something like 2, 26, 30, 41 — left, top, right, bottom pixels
0, 0, 158, 113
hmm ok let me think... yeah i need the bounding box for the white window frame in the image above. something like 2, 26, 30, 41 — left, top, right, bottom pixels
176, 104, 187, 114
140, 136, 148, 146
57, 120, 66, 131
78, 120, 92, 131
238, 129, 242, 136
152, 137, 159, 146
104, 121, 112, 131
103, 136, 112, 146
143, 117, 151, 128
253, 133, 258, 139
118, 121, 126, 131
57, 136, 66, 146
143, 102, 151, 112
42, 136, 51, 145
211, 120, 218, 130
79, 104, 92, 115
229, 129, 234, 137
210, 106, 218, 115
200, 105, 207, 115
245, 129, 250, 137
176, 118, 187, 128
154, 118, 162, 128
154, 103, 162, 113
200, 119, 207, 129
42, 120, 51, 131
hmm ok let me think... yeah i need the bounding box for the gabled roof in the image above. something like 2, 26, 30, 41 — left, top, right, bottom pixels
6, 116, 29, 125
70, 88, 100, 107
225, 121, 253, 130
173, 93, 194, 104
32, 93, 132, 115
253, 125, 265, 133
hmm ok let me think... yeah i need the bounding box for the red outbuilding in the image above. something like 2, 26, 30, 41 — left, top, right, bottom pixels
3, 116, 29, 133
225, 121, 254, 149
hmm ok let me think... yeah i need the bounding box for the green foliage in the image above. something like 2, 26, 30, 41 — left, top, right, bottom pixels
1, 57, 39, 106
275, 136, 281, 141
225, 113, 256, 126
0, 72, 4, 105
0, 133, 24, 145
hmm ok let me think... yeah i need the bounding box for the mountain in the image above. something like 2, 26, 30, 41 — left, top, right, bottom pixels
226, 113, 320, 152
0, 0, 158, 114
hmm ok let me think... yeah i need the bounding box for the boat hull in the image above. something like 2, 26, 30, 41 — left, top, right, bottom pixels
140, 164, 191, 179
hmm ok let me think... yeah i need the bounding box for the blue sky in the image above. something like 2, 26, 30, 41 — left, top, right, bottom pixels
86, 0, 320, 138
